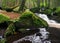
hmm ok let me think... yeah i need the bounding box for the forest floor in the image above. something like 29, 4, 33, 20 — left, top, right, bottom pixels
0, 10, 20, 20
0, 10, 20, 39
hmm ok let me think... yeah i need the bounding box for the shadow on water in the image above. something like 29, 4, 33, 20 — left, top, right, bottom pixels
48, 16, 60, 23
47, 15, 60, 43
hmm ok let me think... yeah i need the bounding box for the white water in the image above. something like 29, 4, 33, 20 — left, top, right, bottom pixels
36, 13, 60, 28
36, 13, 57, 24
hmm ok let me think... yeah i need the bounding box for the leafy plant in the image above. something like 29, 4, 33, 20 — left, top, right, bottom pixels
55, 7, 60, 16
44, 9, 52, 15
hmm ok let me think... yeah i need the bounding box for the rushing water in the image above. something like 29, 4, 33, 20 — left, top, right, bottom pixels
38, 14, 60, 29
35, 13, 57, 24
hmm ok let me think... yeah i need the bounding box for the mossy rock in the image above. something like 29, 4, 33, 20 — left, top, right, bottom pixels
15, 9, 48, 29
0, 13, 10, 23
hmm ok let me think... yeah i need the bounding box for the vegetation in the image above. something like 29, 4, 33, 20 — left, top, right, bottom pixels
43, 8, 52, 15
4, 23, 15, 37
3, 9, 48, 37
15, 9, 48, 29
0, 13, 10, 23
0, 38, 6, 43
55, 7, 60, 16
30, 7, 40, 13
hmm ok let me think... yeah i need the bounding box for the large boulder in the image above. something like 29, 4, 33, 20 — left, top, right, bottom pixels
15, 9, 48, 29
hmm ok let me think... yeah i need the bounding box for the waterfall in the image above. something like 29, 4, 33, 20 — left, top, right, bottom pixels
35, 13, 57, 24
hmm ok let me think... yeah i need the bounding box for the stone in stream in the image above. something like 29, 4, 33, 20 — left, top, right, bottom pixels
36, 33, 42, 36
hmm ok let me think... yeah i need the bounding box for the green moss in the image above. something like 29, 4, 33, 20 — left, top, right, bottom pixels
44, 9, 52, 15
55, 7, 60, 16
17, 9, 48, 28
0, 14, 10, 23
17, 9, 33, 28
4, 23, 15, 37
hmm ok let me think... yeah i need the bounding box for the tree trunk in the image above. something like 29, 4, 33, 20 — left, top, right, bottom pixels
42, 0, 44, 6
37, 0, 40, 8
19, 0, 26, 12
48, 0, 50, 7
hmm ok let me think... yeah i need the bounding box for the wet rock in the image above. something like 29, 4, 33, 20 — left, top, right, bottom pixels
36, 33, 42, 36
